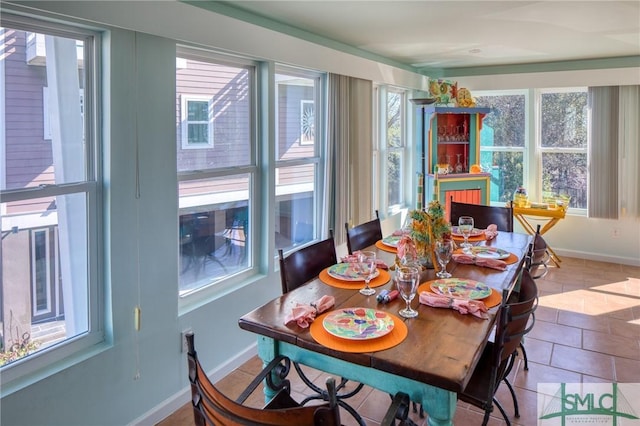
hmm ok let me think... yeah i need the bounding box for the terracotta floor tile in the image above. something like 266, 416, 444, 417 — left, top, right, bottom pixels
527, 320, 582, 347
557, 310, 610, 333
534, 305, 559, 323
514, 362, 582, 392
520, 337, 553, 366
614, 356, 640, 382
583, 329, 640, 360
550, 344, 615, 380
608, 317, 640, 339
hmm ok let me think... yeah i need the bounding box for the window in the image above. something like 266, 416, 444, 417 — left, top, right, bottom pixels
275, 67, 325, 252
475, 90, 527, 204
385, 89, 406, 209
0, 17, 101, 378
176, 49, 256, 297
476, 88, 588, 210
539, 88, 588, 209
375, 86, 408, 214
180, 95, 213, 149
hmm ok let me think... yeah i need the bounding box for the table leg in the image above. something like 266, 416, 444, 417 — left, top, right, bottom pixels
255, 337, 457, 425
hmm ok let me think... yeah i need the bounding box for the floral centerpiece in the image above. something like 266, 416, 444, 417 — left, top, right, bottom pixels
406, 200, 452, 268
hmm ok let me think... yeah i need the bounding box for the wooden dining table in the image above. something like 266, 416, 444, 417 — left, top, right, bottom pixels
238, 231, 531, 426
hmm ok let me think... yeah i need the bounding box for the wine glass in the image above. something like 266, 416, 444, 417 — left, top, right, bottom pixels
395, 266, 420, 318
357, 251, 377, 296
458, 216, 474, 252
435, 239, 454, 278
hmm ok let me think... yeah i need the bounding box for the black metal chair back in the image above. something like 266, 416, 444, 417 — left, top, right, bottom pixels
449, 198, 514, 231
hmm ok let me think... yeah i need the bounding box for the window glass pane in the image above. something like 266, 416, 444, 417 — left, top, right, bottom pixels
541, 91, 588, 148
2, 193, 89, 366
387, 92, 402, 148
542, 153, 587, 209
477, 94, 525, 148
2, 29, 86, 191
276, 74, 317, 159
479, 151, 524, 203
275, 164, 316, 251
177, 59, 251, 168
178, 175, 250, 296
387, 150, 402, 206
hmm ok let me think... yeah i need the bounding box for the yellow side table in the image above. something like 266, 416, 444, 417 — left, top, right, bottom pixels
511, 203, 567, 267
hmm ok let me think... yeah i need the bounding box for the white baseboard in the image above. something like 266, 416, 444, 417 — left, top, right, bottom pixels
554, 249, 640, 267
130, 342, 258, 426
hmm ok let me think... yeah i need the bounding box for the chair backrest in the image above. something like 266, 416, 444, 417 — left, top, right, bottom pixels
449, 198, 514, 231
532, 224, 548, 263
494, 269, 538, 371
345, 215, 383, 254
278, 230, 337, 293
186, 332, 341, 426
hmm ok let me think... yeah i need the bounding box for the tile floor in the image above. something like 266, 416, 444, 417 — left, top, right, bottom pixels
157, 256, 640, 426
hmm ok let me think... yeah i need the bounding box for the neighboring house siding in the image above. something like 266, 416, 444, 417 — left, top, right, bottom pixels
4, 29, 51, 191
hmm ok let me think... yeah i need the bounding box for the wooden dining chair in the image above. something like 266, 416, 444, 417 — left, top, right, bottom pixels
345, 211, 383, 254
186, 332, 341, 426
458, 269, 538, 426
278, 230, 367, 425
187, 332, 416, 426
449, 198, 514, 231
278, 230, 338, 294
529, 224, 550, 279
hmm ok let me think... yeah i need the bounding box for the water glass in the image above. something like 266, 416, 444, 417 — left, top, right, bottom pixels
395, 266, 420, 318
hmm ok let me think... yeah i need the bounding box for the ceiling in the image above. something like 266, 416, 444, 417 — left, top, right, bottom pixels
215, 1, 640, 74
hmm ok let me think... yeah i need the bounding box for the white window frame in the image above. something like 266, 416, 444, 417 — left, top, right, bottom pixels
0, 13, 102, 393
474, 89, 530, 206
176, 47, 258, 304
535, 87, 588, 213
274, 65, 327, 254
180, 94, 213, 149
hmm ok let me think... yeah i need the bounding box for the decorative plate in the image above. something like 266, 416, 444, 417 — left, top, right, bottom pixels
327, 263, 380, 282
381, 235, 401, 248
430, 278, 491, 300
470, 246, 510, 260
451, 226, 485, 237
323, 308, 394, 340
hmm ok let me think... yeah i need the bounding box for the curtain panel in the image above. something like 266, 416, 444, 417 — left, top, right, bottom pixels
588, 86, 619, 219
618, 85, 640, 219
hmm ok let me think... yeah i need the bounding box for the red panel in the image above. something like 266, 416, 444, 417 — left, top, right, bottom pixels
444, 189, 481, 222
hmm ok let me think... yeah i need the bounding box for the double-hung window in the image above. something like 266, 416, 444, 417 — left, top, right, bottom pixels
0, 15, 101, 384
538, 88, 588, 210
475, 90, 527, 204
275, 66, 325, 252
375, 86, 409, 214
176, 48, 257, 297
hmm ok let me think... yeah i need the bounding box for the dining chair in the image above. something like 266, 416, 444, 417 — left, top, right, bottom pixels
278, 230, 367, 425
345, 211, 383, 254
186, 332, 341, 426
278, 230, 338, 294
449, 198, 514, 231
529, 224, 550, 279
186, 332, 415, 426
458, 269, 538, 426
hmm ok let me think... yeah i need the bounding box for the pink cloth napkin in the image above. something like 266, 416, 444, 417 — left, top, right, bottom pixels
419, 292, 488, 319
453, 253, 507, 271
396, 235, 417, 262
484, 224, 498, 240
284, 295, 335, 328
341, 252, 389, 270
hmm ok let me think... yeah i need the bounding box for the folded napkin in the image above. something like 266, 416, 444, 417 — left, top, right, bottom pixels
284, 295, 335, 328
392, 229, 407, 236
484, 224, 498, 240
341, 252, 389, 270
419, 292, 488, 319
453, 253, 507, 271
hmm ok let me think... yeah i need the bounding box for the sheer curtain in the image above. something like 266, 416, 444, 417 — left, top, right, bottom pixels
618, 85, 640, 219
588, 86, 619, 218
327, 74, 373, 244
588, 85, 640, 219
